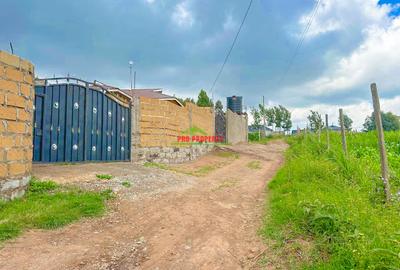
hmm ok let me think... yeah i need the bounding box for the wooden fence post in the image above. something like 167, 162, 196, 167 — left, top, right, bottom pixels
325, 114, 330, 150
339, 108, 348, 156
371, 83, 391, 202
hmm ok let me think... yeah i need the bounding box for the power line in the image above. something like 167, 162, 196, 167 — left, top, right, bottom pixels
277, 0, 321, 87
210, 0, 254, 98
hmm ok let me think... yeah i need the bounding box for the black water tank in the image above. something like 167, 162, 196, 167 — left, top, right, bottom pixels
227, 96, 243, 114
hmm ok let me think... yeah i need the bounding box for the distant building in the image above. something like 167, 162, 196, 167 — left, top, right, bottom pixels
328, 125, 341, 131
248, 125, 273, 135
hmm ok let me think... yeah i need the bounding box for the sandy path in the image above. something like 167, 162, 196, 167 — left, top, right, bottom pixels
0, 141, 287, 270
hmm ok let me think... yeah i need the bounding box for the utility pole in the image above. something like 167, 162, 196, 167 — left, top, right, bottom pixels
371, 83, 391, 202
339, 108, 348, 156
129, 61, 133, 91
325, 114, 330, 150
134, 71, 136, 89
262, 96, 266, 138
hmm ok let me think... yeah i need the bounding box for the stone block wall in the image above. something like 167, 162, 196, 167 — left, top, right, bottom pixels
0, 51, 34, 200
226, 109, 248, 144
134, 144, 215, 164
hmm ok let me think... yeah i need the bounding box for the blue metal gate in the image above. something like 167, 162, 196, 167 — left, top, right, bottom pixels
33, 78, 131, 162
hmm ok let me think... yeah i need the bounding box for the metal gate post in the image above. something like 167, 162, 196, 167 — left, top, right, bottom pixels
84, 83, 89, 161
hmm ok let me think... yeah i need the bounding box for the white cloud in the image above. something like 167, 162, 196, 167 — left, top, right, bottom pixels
145, 0, 156, 4
172, 1, 194, 28
300, 0, 391, 39
287, 0, 400, 100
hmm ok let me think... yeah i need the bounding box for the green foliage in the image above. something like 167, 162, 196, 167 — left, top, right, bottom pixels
363, 111, 400, 131
307, 110, 324, 131
196, 89, 213, 107
339, 113, 353, 131
248, 132, 262, 142
96, 174, 113, 180
177, 97, 195, 106
280, 105, 292, 131
257, 104, 292, 132
0, 178, 110, 242
273, 106, 284, 129
263, 132, 400, 269
251, 107, 262, 130
215, 100, 223, 113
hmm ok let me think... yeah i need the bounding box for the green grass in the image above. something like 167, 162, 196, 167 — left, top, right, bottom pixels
212, 179, 237, 191
247, 160, 262, 169
262, 131, 400, 269
143, 162, 169, 170
96, 174, 113, 180
181, 125, 207, 136
0, 177, 112, 243
144, 162, 219, 177
121, 181, 131, 188
215, 151, 239, 159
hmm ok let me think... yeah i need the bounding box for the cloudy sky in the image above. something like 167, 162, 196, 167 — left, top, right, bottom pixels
1, 0, 400, 129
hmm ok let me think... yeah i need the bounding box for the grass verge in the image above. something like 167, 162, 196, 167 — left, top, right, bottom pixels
247, 160, 261, 169
262, 132, 400, 269
96, 174, 113, 180
0, 177, 112, 243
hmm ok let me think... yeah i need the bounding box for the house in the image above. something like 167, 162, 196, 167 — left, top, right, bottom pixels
120, 88, 183, 107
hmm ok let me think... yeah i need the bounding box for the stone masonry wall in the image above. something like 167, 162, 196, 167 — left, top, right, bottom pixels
135, 144, 214, 164
0, 51, 34, 200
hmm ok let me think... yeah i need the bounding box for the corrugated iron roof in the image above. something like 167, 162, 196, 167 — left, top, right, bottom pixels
121, 89, 183, 107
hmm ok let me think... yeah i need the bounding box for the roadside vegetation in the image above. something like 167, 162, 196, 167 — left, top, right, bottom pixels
262, 131, 400, 269
249, 132, 285, 144
0, 177, 112, 243
247, 160, 261, 170
96, 174, 113, 180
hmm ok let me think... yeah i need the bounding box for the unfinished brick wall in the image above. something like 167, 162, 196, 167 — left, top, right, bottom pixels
0, 51, 34, 200
138, 97, 214, 147
131, 97, 215, 163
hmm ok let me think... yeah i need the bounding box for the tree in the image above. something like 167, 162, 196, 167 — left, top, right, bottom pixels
196, 89, 213, 107
176, 97, 195, 106
280, 105, 292, 132
363, 111, 400, 131
265, 108, 275, 127
214, 100, 223, 113
273, 106, 284, 131
251, 107, 261, 130
308, 110, 324, 140
338, 114, 353, 131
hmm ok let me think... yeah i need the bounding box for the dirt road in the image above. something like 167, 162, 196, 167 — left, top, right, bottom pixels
0, 141, 287, 270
